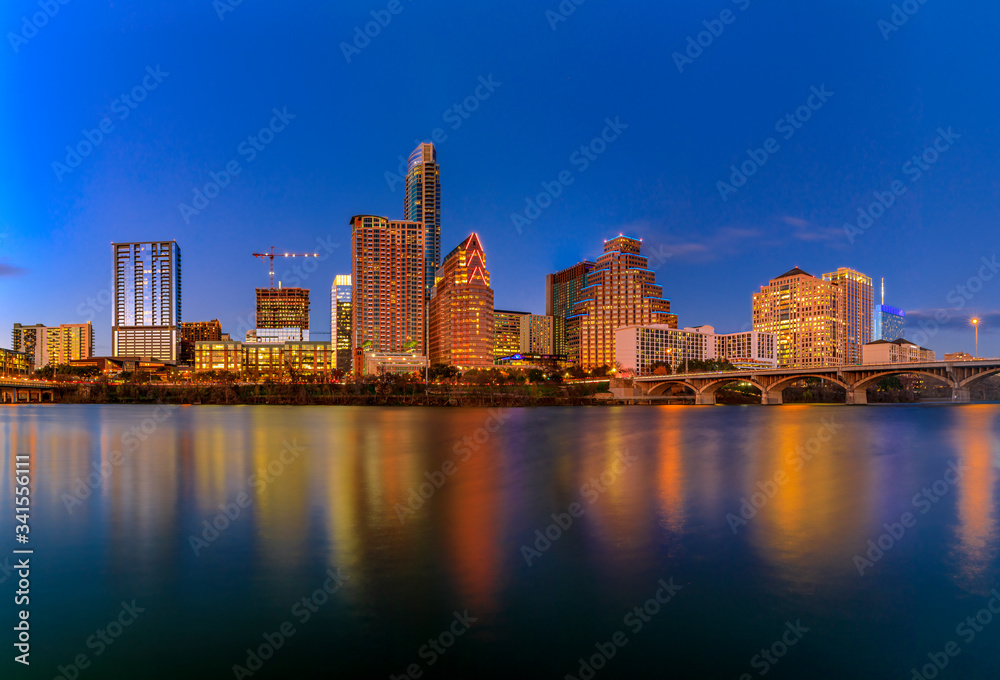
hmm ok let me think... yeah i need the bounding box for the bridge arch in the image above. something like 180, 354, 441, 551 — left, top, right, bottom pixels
698, 377, 766, 395
851, 369, 954, 392
959, 367, 1000, 388
646, 380, 698, 397
765, 373, 851, 394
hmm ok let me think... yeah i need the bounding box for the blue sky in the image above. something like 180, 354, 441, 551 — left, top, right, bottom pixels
1, 0, 997, 357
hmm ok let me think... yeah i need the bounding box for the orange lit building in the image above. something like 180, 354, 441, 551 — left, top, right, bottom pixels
566, 236, 677, 370
350, 215, 427, 360
753, 267, 840, 368
180, 319, 223, 364
255, 287, 310, 336
429, 234, 495, 369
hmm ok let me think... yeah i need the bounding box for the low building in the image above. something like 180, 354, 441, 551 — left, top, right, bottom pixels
0, 348, 30, 376
862, 338, 935, 364
362, 352, 428, 376
494, 353, 567, 370
944, 352, 976, 362
193, 340, 333, 379
284, 341, 334, 376
194, 341, 243, 373
615, 325, 777, 375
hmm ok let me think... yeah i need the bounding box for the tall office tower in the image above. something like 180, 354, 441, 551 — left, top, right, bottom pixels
566, 236, 677, 370
546, 260, 595, 357
179, 320, 223, 364
253, 287, 310, 342
331, 274, 353, 372
350, 215, 427, 354
403, 142, 441, 294
112, 241, 182, 362
752, 267, 840, 368
823, 267, 874, 365
873, 278, 905, 341
428, 233, 494, 369
12, 323, 46, 369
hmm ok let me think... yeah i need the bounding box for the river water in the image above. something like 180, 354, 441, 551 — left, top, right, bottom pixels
2, 404, 999, 679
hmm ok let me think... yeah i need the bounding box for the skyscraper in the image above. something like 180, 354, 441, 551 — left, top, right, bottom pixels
753, 267, 839, 368
566, 236, 676, 370
546, 260, 595, 357
874, 278, 905, 341
493, 311, 555, 359
350, 215, 426, 355
112, 241, 181, 362
429, 233, 494, 369
331, 274, 353, 372
404, 142, 441, 294
254, 287, 310, 342
823, 267, 874, 365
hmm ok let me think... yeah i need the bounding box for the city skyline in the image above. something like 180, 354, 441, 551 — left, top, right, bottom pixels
2, 2, 999, 359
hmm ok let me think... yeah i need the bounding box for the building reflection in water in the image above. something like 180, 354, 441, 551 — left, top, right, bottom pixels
951, 406, 998, 595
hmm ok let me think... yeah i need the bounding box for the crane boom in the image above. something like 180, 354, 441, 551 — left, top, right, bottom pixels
252, 247, 318, 288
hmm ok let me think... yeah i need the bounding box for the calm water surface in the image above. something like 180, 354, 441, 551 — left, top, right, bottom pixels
2, 404, 1000, 679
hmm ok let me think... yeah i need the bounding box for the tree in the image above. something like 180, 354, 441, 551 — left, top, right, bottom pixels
527, 368, 545, 383
566, 365, 588, 379
649, 361, 672, 375
591, 365, 612, 378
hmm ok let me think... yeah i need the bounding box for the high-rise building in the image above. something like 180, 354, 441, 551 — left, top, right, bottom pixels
493, 310, 526, 359
404, 142, 441, 295
546, 260, 595, 357
255, 287, 310, 331
13, 322, 94, 368
331, 274, 353, 373
493, 310, 556, 359
12, 323, 46, 369
753, 267, 839, 368
112, 241, 182, 362
874, 278, 905, 341
429, 234, 494, 369
180, 320, 222, 364
823, 267, 874, 365
350, 215, 426, 358
566, 236, 676, 370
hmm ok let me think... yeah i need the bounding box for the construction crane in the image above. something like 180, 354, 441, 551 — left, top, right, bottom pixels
252, 247, 318, 288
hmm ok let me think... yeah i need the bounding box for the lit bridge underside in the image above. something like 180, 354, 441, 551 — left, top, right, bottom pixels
0, 379, 58, 404
633, 360, 1000, 405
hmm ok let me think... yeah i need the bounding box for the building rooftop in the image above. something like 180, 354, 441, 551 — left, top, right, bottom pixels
775, 267, 813, 279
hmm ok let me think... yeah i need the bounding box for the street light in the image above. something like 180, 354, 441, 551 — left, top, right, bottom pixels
971, 317, 980, 358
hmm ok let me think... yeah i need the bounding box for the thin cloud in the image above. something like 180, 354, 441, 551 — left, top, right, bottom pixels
906, 309, 1000, 333
0, 263, 25, 277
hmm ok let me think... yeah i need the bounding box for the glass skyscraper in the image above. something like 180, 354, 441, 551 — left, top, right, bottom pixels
404, 143, 441, 295
112, 241, 181, 362
874, 305, 905, 341
331, 274, 352, 372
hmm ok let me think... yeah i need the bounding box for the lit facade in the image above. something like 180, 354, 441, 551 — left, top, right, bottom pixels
404, 143, 441, 294
283, 341, 334, 376
194, 341, 242, 373
112, 241, 182, 362
874, 305, 905, 341
350, 215, 426, 358
331, 274, 353, 372
615, 324, 777, 375
12, 323, 46, 369
256, 287, 309, 329
493, 310, 525, 359
493, 310, 555, 360
180, 320, 222, 364
823, 267, 874, 365
0, 348, 30, 376
753, 267, 840, 368
44, 323, 95, 366
546, 260, 595, 357
567, 236, 677, 370
361, 352, 428, 376
862, 338, 935, 364
429, 234, 495, 369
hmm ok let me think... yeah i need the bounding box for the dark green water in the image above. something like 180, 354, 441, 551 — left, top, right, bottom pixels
2, 404, 999, 679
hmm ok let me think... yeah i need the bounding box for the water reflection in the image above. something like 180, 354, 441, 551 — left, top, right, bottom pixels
951, 406, 999, 594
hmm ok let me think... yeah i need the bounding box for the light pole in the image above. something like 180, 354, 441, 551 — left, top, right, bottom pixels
971, 317, 980, 358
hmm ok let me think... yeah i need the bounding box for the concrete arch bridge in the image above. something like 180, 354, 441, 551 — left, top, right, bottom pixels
634, 360, 1000, 405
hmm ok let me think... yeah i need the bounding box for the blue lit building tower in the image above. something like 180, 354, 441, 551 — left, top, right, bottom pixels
404, 142, 441, 296
873, 278, 905, 341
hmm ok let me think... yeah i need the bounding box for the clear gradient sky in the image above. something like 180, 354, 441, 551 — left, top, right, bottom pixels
1, 0, 997, 357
